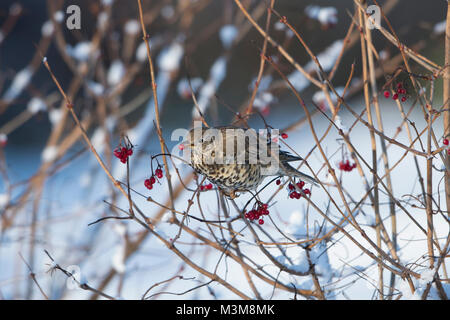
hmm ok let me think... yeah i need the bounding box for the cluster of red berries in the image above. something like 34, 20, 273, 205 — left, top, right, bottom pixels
244, 203, 269, 225
272, 132, 288, 143
114, 145, 133, 163
287, 180, 310, 199
383, 83, 408, 102
144, 168, 163, 190
199, 183, 213, 191
443, 138, 450, 155
338, 159, 357, 172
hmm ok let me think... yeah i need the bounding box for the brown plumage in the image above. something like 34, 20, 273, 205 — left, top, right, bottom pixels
184, 126, 317, 198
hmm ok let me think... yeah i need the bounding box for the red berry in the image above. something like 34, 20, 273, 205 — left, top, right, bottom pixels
178, 144, 185, 150
400, 88, 407, 95
339, 160, 355, 171
155, 168, 163, 179
392, 93, 399, 100
206, 183, 213, 190
281, 133, 288, 139
443, 139, 449, 146
200, 185, 205, 191
303, 188, 311, 195
258, 219, 264, 225
149, 176, 156, 184
276, 179, 281, 185
288, 183, 295, 190
114, 145, 133, 163
144, 179, 153, 190
401, 96, 407, 102
289, 191, 300, 199
397, 82, 403, 89
383, 91, 390, 98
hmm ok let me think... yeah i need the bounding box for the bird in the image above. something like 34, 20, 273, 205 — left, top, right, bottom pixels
183, 126, 318, 198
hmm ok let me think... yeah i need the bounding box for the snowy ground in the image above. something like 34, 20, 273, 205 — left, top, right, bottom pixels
0, 94, 448, 300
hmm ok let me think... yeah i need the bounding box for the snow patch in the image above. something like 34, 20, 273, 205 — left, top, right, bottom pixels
161, 212, 172, 223
285, 210, 307, 239
192, 56, 228, 117
287, 70, 309, 92
107, 60, 125, 86
2, 67, 33, 103
398, 279, 421, 300
334, 115, 348, 134
79, 173, 91, 187
49, 108, 63, 126
305, 40, 343, 73
66, 42, 92, 61
42, 146, 58, 163
111, 244, 126, 273
27, 97, 47, 114
124, 20, 140, 35
161, 5, 174, 19
433, 21, 446, 35
41, 20, 54, 36
97, 12, 108, 29
87, 81, 105, 96
157, 42, 184, 72
177, 77, 203, 99
136, 42, 148, 62
419, 268, 435, 286
91, 128, 107, 153
305, 5, 338, 27
54, 11, 64, 23
219, 25, 238, 49
0, 193, 9, 209
111, 223, 127, 274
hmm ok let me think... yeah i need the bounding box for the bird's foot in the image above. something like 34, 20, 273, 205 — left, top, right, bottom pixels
221, 189, 240, 199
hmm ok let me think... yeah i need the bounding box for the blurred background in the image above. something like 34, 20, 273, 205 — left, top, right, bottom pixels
0, 0, 448, 300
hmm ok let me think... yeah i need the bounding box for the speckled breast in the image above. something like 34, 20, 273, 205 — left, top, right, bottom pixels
192, 161, 262, 191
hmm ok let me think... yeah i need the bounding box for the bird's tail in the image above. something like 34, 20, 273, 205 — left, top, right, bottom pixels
281, 162, 319, 186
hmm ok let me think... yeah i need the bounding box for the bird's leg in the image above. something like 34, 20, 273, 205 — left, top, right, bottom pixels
219, 187, 233, 199
228, 190, 238, 199
220, 188, 239, 199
